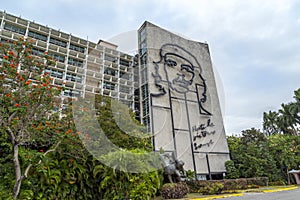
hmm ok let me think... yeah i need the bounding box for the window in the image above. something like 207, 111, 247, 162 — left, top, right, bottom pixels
66, 73, 82, 83
68, 58, 83, 67
49, 37, 67, 48
32, 48, 45, 56
70, 44, 85, 53
140, 41, 147, 55
142, 102, 148, 116
140, 28, 146, 42
141, 84, 148, 100
50, 53, 65, 63
104, 54, 117, 63
28, 31, 47, 42
64, 89, 80, 97
141, 68, 148, 84
104, 67, 116, 76
4, 23, 25, 35
120, 59, 130, 67
103, 81, 115, 90
45, 68, 63, 79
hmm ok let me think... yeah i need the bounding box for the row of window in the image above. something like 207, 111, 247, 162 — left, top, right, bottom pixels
66, 73, 82, 82
45, 68, 63, 79
28, 30, 47, 42
3, 22, 85, 53
68, 57, 83, 67
49, 37, 67, 48
103, 81, 115, 90
32, 48, 45, 56
103, 68, 132, 80
104, 54, 117, 63
64, 89, 80, 97
141, 84, 149, 100
104, 68, 116, 76
44, 68, 82, 83
4, 23, 26, 35
120, 59, 131, 67
50, 53, 65, 63
32, 47, 84, 67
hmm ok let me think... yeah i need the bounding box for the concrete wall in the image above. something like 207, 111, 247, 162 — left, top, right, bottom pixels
139, 21, 230, 177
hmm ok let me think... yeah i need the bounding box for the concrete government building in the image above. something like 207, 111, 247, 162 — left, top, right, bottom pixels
0, 11, 230, 180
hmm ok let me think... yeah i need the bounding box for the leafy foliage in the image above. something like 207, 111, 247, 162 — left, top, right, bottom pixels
263, 88, 300, 135
225, 160, 240, 179
227, 128, 300, 183
161, 182, 189, 199
186, 178, 268, 194
93, 150, 162, 200
95, 95, 152, 151
0, 37, 69, 198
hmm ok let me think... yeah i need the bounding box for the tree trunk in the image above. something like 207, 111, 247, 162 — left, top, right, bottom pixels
12, 144, 22, 199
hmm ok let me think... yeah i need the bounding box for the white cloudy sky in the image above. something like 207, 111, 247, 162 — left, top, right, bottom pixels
2, 0, 300, 135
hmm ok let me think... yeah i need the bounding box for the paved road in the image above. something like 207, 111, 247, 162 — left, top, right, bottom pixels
225, 188, 300, 200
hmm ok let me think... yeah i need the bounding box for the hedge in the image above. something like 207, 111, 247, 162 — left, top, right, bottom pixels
186, 177, 269, 194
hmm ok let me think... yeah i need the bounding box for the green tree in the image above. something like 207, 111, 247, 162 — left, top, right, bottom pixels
0, 38, 69, 199
263, 111, 279, 136
263, 89, 300, 136
224, 160, 240, 179
227, 128, 280, 181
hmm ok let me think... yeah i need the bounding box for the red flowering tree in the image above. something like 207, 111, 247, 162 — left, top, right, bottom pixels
0, 38, 70, 199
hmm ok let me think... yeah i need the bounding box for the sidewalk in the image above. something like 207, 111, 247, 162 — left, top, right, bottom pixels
189, 185, 299, 200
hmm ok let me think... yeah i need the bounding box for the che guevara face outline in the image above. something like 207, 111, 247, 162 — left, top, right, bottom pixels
163, 52, 195, 94
151, 43, 211, 116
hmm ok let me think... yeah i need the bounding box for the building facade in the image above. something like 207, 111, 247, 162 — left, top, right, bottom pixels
138, 22, 230, 179
0, 11, 135, 109
0, 11, 230, 179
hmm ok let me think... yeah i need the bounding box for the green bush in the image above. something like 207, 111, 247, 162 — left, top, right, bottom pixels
225, 160, 240, 179
269, 180, 286, 186
187, 177, 269, 193
94, 149, 163, 200
186, 180, 224, 195
161, 182, 189, 199
199, 182, 224, 195
246, 177, 269, 186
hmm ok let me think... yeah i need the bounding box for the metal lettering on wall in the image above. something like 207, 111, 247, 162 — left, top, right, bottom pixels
192, 119, 215, 150
151, 44, 217, 151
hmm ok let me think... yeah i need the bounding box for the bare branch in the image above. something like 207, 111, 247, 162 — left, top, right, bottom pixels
6, 126, 16, 145
23, 164, 32, 178
8, 111, 18, 123
21, 140, 62, 181
37, 140, 61, 165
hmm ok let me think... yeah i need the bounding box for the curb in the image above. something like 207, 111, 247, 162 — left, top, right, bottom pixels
191, 193, 244, 200
262, 185, 298, 193
190, 186, 298, 200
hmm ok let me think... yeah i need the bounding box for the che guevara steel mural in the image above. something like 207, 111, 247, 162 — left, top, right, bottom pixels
151, 44, 215, 151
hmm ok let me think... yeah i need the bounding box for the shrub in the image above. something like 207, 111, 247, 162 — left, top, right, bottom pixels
246, 177, 269, 186
269, 180, 286, 186
161, 182, 189, 199
198, 182, 224, 195
225, 160, 240, 179
223, 179, 246, 190
186, 180, 206, 193
187, 177, 269, 193
236, 178, 248, 189
94, 149, 163, 200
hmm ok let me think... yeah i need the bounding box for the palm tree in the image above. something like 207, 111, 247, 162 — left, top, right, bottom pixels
263, 111, 279, 136
278, 103, 298, 135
